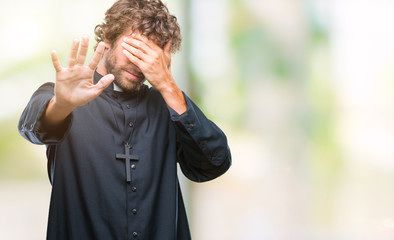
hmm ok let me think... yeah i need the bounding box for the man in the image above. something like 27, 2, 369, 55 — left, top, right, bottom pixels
18, 0, 231, 239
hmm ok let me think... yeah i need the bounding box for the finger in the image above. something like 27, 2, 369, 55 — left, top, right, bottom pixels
77, 35, 89, 65
93, 74, 115, 92
121, 42, 147, 61
122, 49, 144, 70
123, 36, 153, 55
68, 38, 80, 68
88, 42, 105, 70
51, 50, 62, 72
131, 33, 160, 51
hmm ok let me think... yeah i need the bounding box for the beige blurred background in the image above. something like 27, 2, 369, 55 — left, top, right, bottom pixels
2, 0, 394, 239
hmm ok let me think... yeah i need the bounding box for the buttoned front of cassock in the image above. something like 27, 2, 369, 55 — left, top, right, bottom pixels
18, 72, 232, 240
112, 91, 141, 238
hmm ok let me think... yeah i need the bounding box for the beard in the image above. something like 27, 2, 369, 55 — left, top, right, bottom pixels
104, 49, 145, 94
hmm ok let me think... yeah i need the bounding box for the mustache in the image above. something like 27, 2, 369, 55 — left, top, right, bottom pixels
122, 67, 144, 78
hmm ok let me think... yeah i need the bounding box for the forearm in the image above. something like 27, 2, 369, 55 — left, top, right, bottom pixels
44, 96, 75, 125
172, 95, 232, 182
18, 82, 73, 145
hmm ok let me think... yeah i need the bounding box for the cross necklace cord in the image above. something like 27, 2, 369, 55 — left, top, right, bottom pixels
106, 86, 142, 183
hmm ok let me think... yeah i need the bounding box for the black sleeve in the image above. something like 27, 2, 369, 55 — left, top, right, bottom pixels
169, 94, 231, 182
18, 82, 73, 145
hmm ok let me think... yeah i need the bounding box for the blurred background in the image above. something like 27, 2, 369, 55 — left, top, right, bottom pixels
2, 0, 394, 239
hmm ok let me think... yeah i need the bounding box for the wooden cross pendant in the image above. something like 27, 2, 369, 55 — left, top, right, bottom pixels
116, 144, 139, 183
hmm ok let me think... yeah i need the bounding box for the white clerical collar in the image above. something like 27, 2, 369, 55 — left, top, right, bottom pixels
113, 83, 123, 92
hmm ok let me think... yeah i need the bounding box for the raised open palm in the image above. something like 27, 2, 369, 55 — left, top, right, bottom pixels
51, 36, 114, 110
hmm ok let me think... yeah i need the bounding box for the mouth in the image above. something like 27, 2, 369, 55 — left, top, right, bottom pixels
124, 69, 143, 81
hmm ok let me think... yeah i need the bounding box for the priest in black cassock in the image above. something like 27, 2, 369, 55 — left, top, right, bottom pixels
18, 0, 231, 239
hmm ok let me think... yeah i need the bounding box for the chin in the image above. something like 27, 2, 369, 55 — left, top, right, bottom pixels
115, 78, 144, 93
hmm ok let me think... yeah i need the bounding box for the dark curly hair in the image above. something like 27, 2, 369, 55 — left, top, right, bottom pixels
94, 0, 181, 53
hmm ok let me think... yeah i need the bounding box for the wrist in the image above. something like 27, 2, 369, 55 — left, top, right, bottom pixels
44, 97, 75, 125
153, 74, 174, 92
159, 84, 187, 115
51, 96, 76, 113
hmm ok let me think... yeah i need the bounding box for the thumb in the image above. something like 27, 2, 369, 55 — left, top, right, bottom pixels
163, 40, 172, 68
94, 74, 115, 91
164, 40, 172, 55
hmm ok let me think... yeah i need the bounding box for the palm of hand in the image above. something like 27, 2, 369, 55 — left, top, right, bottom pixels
55, 65, 97, 108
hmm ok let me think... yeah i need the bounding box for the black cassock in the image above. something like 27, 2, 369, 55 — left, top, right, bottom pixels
18, 72, 231, 240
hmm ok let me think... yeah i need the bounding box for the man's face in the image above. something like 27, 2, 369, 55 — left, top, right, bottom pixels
104, 35, 145, 93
